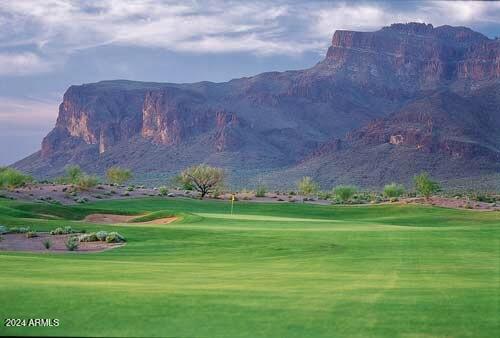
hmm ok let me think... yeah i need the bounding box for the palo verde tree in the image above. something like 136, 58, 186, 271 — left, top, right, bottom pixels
297, 176, 319, 197
106, 167, 133, 185
414, 172, 440, 200
180, 164, 224, 199
64, 165, 83, 184
0, 168, 33, 190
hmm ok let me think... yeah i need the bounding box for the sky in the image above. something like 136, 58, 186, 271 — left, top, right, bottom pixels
1, 0, 500, 165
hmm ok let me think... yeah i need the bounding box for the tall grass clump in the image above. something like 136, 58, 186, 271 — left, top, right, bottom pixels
383, 183, 405, 199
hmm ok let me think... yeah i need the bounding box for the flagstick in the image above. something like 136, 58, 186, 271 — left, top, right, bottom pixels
231, 195, 234, 215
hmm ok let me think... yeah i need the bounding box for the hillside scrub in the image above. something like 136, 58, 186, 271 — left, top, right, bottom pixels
0, 168, 33, 190
334, 185, 358, 203
297, 176, 319, 197
383, 183, 406, 199
106, 167, 133, 185
414, 172, 440, 199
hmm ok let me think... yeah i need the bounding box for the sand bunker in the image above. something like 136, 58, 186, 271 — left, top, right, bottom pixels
0, 233, 124, 253
84, 213, 178, 225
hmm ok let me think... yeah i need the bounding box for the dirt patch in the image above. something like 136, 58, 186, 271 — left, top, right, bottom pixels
406, 197, 499, 211
84, 214, 137, 223
84, 213, 178, 225
0, 233, 124, 253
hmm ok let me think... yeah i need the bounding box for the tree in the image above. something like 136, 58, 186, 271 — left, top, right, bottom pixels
414, 172, 439, 199
77, 175, 99, 190
0, 168, 33, 190
180, 164, 224, 199
334, 185, 357, 203
383, 183, 405, 198
65, 165, 83, 184
106, 167, 133, 185
297, 176, 319, 197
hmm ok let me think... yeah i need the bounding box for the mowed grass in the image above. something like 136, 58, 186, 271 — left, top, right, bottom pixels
0, 197, 499, 337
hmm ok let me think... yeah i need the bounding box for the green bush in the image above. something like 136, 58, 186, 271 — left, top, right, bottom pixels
0, 225, 7, 234
105, 232, 126, 243
65, 237, 79, 251
78, 232, 98, 242
96, 231, 108, 241
25, 231, 38, 238
0, 168, 33, 190
43, 239, 52, 249
414, 172, 440, 199
256, 185, 267, 198
106, 167, 133, 185
334, 185, 357, 203
50, 226, 74, 235
10, 226, 30, 234
297, 176, 319, 197
158, 186, 168, 196
383, 183, 405, 198
77, 175, 99, 190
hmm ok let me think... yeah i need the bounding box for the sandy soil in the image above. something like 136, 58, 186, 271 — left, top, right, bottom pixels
0, 233, 124, 253
84, 214, 178, 225
407, 197, 500, 211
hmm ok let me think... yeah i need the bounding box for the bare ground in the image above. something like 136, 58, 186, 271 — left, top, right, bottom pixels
0, 233, 125, 253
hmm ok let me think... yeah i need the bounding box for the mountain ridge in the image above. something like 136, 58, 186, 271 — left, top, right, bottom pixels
14, 22, 500, 188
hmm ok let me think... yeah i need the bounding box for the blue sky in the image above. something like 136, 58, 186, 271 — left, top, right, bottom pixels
1, 0, 500, 165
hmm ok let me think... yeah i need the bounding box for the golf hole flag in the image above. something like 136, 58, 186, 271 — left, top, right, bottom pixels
231, 194, 235, 215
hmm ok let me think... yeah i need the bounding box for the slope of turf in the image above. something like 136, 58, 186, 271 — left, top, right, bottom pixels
0, 197, 499, 337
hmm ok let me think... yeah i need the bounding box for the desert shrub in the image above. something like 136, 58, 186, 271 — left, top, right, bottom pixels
10, 226, 30, 233
25, 231, 38, 238
106, 167, 133, 185
317, 191, 332, 200
66, 165, 83, 184
158, 186, 168, 196
65, 236, 79, 251
334, 185, 357, 203
414, 172, 440, 199
77, 175, 99, 190
43, 239, 52, 249
50, 226, 74, 235
78, 232, 98, 242
96, 231, 108, 241
75, 197, 89, 204
472, 193, 496, 203
297, 176, 319, 197
0, 168, 33, 190
126, 186, 135, 192
0, 225, 7, 234
383, 183, 405, 198
105, 232, 126, 243
256, 185, 267, 198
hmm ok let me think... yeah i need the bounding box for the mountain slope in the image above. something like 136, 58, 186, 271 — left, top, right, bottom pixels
14, 23, 500, 188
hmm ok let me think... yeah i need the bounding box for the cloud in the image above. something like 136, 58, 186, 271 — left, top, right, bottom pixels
0, 96, 58, 126
0, 52, 52, 76
0, 0, 499, 72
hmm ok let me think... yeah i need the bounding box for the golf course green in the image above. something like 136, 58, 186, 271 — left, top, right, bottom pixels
1, 196, 499, 337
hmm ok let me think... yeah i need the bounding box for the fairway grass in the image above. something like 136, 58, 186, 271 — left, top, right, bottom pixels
0, 197, 499, 337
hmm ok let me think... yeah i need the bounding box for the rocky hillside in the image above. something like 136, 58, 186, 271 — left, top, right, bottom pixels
14, 23, 500, 189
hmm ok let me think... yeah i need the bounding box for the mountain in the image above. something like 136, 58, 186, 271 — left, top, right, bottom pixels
14, 23, 500, 189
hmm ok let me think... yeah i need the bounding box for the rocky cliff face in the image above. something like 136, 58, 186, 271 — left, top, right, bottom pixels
15, 23, 500, 188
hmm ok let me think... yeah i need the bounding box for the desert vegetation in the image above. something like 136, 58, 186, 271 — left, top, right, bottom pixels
179, 164, 224, 199
0, 167, 32, 190
106, 167, 133, 185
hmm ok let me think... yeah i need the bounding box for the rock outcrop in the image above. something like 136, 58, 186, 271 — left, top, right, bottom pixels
15, 23, 500, 188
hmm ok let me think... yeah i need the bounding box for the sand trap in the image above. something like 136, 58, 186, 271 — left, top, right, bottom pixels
0, 233, 124, 253
84, 213, 178, 225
